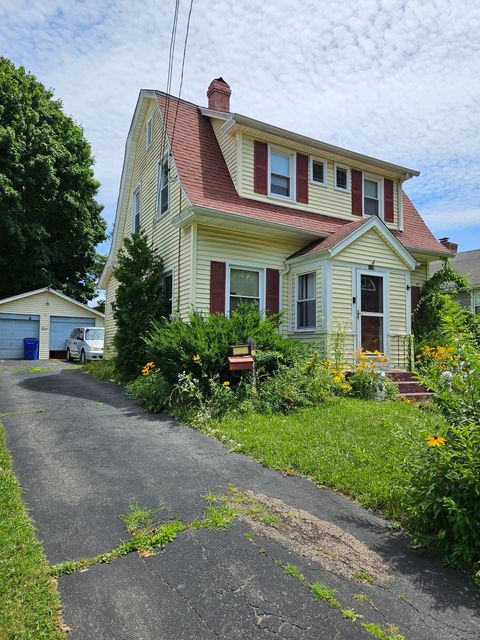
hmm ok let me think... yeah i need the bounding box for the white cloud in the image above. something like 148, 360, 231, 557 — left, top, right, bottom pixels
1, 0, 479, 249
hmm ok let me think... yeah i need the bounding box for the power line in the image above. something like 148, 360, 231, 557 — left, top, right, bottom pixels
170, 0, 194, 150
159, 0, 180, 162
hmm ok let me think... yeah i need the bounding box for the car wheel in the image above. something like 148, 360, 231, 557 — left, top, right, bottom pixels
80, 350, 87, 365
66, 348, 72, 362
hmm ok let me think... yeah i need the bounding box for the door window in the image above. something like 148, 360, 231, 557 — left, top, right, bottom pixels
360, 274, 384, 352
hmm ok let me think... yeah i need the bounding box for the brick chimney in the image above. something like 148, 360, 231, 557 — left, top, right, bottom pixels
207, 77, 231, 112
439, 237, 458, 253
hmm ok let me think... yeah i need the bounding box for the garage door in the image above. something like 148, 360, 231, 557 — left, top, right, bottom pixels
0, 313, 40, 359
49, 316, 95, 351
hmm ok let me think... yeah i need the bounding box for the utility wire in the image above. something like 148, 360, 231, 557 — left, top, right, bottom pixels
159, 0, 180, 162
170, 0, 194, 151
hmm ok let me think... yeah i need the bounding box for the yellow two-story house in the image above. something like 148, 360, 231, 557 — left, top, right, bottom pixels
99, 78, 452, 368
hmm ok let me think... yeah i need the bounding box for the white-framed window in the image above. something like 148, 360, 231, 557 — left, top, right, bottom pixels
310, 158, 327, 186
269, 146, 295, 199
132, 187, 140, 233
227, 265, 263, 314
474, 290, 480, 315
146, 116, 153, 148
334, 164, 350, 191
157, 157, 169, 216
363, 176, 383, 217
296, 272, 316, 330
162, 271, 173, 316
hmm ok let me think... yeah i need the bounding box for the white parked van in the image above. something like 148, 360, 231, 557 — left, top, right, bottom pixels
66, 327, 104, 363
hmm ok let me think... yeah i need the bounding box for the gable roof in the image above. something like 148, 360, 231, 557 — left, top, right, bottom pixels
0, 287, 105, 318
156, 93, 451, 258
287, 216, 418, 269
430, 249, 480, 286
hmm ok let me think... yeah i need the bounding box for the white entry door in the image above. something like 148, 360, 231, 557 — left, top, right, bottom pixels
356, 271, 387, 353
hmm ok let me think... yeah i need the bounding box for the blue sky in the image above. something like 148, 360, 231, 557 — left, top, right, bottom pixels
1, 0, 479, 257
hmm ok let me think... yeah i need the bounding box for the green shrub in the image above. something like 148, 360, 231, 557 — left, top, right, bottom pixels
113, 232, 168, 381
126, 370, 170, 413
400, 422, 480, 575
143, 307, 306, 388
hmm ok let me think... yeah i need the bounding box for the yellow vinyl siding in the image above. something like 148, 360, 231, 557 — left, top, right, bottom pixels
211, 119, 238, 188
104, 275, 119, 357
330, 263, 355, 358
335, 228, 407, 270
195, 224, 303, 316
240, 133, 400, 227
0, 291, 103, 360
411, 262, 428, 287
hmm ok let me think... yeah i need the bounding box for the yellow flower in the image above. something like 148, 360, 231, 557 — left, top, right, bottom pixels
193, 354, 201, 361
340, 383, 351, 390
223, 381, 230, 386
426, 436, 446, 447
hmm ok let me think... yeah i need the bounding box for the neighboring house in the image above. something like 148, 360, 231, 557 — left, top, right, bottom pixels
0, 287, 104, 359
99, 78, 452, 369
430, 247, 480, 314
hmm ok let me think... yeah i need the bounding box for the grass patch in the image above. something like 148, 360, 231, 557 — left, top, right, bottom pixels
0, 422, 66, 638
82, 359, 119, 382
27, 367, 50, 373
207, 398, 443, 518
282, 563, 306, 581
119, 504, 161, 533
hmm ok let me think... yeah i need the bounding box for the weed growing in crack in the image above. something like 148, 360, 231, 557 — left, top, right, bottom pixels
282, 563, 305, 581
243, 531, 255, 542
353, 593, 372, 604
309, 582, 342, 609
192, 505, 237, 530
361, 622, 407, 640
341, 607, 363, 622
120, 504, 162, 533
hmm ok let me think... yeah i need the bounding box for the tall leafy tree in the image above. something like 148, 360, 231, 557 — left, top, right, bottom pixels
113, 232, 168, 380
0, 57, 106, 302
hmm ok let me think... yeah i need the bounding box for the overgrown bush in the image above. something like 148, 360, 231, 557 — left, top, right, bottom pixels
400, 422, 480, 578
347, 350, 397, 400
416, 315, 480, 426
126, 363, 170, 413
143, 307, 306, 388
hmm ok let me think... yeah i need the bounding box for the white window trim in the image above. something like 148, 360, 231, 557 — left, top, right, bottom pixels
334, 163, 351, 193
309, 157, 327, 187
156, 155, 169, 218
295, 271, 317, 332
132, 184, 141, 233
225, 261, 266, 316
268, 145, 296, 202
362, 173, 384, 220
145, 116, 153, 149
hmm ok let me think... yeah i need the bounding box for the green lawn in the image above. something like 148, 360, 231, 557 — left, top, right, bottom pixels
0, 423, 66, 639
208, 398, 443, 519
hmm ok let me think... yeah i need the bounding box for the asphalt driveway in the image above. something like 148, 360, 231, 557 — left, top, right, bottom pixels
0, 360, 479, 639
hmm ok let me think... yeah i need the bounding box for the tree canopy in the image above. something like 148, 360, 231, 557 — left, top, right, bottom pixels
0, 57, 106, 302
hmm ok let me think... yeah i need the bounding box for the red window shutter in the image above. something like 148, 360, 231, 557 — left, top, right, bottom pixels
411, 286, 422, 323
351, 169, 363, 216
265, 268, 280, 316
254, 141, 268, 194
296, 153, 309, 204
210, 261, 226, 314
384, 178, 394, 223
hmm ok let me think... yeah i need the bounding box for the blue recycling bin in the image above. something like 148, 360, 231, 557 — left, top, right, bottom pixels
23, 338, 39, 360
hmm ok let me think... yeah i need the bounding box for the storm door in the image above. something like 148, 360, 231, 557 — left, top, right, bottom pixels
359, 273, 384, 352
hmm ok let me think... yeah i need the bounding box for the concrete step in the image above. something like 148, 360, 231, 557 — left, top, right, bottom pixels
400, 392, 434, 402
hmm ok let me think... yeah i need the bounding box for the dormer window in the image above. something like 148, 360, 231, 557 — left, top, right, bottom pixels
269, 148, 294, 199
310, 158, 326, 186
335, 164, 350, 191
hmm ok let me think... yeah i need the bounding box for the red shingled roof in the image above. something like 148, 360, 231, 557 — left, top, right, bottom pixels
156, 93, 451, 257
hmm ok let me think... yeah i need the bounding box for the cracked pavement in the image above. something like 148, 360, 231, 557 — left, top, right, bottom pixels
1, 360, 479, 639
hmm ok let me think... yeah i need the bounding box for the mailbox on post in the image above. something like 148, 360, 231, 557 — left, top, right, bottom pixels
227, 342, 256, 372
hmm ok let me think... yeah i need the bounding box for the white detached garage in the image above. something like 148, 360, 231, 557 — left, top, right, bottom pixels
0, 287, 104, 360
